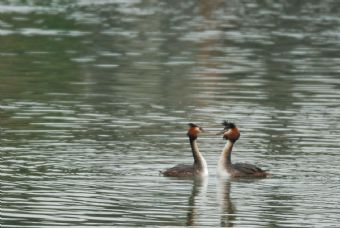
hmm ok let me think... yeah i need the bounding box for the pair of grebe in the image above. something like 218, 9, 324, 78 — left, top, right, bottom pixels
161, 121, 268, 178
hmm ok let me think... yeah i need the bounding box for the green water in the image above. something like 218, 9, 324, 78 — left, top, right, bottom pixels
1, 1, 340, 227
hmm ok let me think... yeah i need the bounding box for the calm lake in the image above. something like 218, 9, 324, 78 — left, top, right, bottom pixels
1, 0, 340, 227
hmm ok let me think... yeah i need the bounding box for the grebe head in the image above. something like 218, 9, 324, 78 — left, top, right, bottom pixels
218, 121, 240, 143
187, 123, 204, 140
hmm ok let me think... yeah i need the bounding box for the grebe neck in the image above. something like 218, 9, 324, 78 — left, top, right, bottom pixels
218, 140, 234, 174
189, 138, 208, 176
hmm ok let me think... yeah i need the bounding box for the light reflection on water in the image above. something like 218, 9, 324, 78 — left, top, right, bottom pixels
1, 0, 340, 227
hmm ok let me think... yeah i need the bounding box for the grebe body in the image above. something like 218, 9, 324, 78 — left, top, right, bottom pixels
217, 121, 268, 178
161, 123, 208, 177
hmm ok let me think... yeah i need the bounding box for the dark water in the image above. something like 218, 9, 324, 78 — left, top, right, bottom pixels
1, 0, 340, 227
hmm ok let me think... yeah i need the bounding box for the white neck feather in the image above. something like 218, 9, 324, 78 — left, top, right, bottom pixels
217, 140, 233, 177
191, 139, 208, 176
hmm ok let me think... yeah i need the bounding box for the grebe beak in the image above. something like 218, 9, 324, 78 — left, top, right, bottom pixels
199, 128, 220, 136
216, 129, 226, 135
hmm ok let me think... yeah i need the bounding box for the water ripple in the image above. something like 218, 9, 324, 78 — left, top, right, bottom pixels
1, 0, 340, 227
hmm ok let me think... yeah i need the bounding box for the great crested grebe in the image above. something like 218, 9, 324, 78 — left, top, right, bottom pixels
217, 121, 268, 178
161, 123, 208, 177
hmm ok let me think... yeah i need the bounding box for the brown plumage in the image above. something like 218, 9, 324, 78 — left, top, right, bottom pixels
161, 164, 195, 177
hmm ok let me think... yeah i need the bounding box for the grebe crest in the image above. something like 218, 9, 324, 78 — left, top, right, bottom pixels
221, 121, 240, 143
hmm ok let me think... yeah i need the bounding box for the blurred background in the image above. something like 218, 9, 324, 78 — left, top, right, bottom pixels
1, 0, 340, 227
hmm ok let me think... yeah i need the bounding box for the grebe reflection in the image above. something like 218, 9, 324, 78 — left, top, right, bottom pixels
186, 177, 208, 226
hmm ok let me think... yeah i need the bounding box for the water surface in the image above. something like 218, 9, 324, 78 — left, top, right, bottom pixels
1, 0, 340, 227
